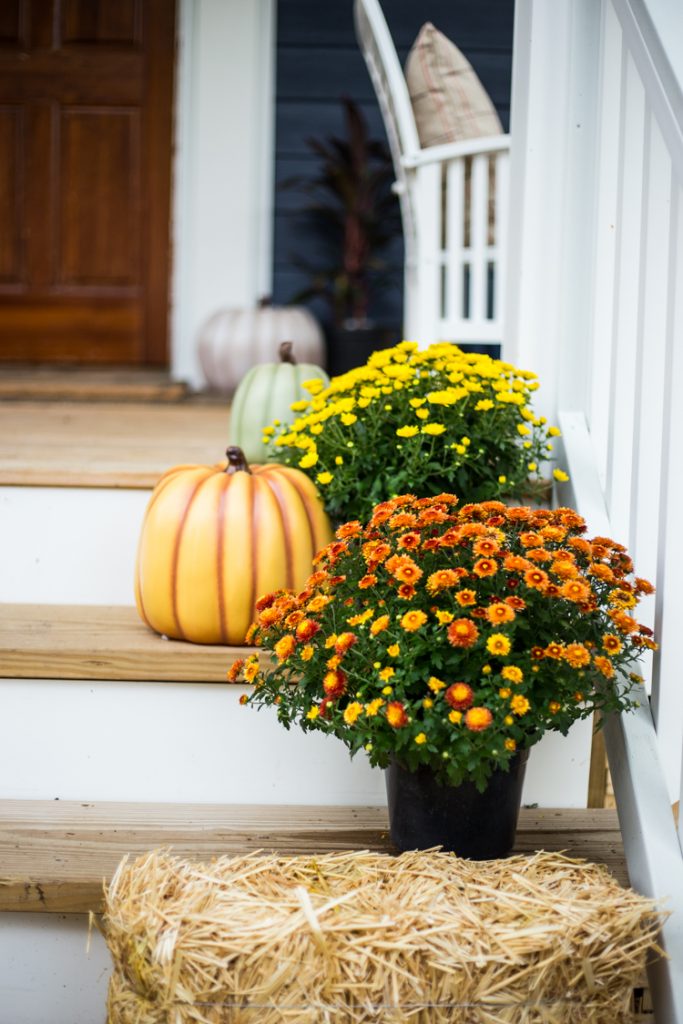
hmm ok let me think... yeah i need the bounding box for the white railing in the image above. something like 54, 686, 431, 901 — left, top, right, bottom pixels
354, 0, 509, 347
506, 0, 683, 1017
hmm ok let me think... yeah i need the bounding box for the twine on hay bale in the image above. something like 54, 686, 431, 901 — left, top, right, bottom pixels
103, 848, 663, 1024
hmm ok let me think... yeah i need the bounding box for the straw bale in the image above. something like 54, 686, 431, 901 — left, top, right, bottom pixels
104, 848, 663, 1023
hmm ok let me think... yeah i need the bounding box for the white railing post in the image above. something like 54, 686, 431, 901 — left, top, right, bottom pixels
509, 0, 683, 1015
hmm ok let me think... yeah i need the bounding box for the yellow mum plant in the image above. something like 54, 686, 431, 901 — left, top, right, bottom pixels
264, 341, 566, 524
232, 495, 654, 791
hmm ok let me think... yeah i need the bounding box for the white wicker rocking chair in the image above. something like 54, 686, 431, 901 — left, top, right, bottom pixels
354, 0, 511, 347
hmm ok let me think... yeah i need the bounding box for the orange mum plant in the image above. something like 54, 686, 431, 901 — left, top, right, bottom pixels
232, 495, 656, 790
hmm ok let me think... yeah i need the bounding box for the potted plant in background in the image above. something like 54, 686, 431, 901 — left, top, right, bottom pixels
232, 495, 655, 858
264, 340, 565, 526
284, 97, 402, 375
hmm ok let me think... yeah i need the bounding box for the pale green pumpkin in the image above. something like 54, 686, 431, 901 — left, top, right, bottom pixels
229, 342, 329, 462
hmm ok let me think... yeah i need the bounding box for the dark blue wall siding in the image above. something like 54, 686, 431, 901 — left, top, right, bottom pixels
273, 0, 515, 334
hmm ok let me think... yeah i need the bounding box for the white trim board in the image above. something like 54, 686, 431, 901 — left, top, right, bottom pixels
171, 0, 277, 389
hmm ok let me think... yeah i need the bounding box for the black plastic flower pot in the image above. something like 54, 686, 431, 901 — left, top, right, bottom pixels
385, 749, 529, 859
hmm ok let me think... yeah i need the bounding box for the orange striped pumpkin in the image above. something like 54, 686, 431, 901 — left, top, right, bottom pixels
134, 447, 333, 645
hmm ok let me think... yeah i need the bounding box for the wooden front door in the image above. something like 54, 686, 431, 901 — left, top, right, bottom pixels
0, 0, 175, 365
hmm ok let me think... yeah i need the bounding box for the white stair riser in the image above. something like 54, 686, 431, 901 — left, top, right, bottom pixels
1, 680, 592, 807
0, 486, 148, 606
0, 914, 109, 1024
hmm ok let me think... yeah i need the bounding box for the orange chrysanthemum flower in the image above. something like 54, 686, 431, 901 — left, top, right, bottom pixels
386, 554, 423, 584
568, 537, 592, 556
551, 560, 579, 580
388, 512, 418, 530
296, 618, 321, 642
227, 659, 245, 682
419, 508, 450, 526
445, 682, 474, 710
426, 569, 460, 594
465, 707, 493, 731
397, 531, 421, 550
635, 577, 655, 595
505, 596, 526, 610
545, 642, 564, 660
524, 568, 549, 590
609, 609, 640, 633
548, 701, 561, 715
447, 618, 480, 648
602, 634, 623, 655
386, 701, 408, 728
335, 632, 357, 655
455, 589, 477, 607
486, 602, 515, 624
323, 669, 347, 698
274, 635, 296, 662
439, 527, 462, 547
359, 574, 378, 589
530, 646, 545, 660
370, 615, 390, 636
336, 521, 362, 539
505, 554, 531, 572
473, 537, 500, 557
255, 592, 278, 612
400, 610, 428, 632
594, 656, 615, 679
259, 606, 284, 627
285, 610, 305, 628
561, 580, 591, 603
527, 548, 553, 563
397, 583, 417, 600
541, 526, 566, 543
588, 562, 615, 582
563, 643, 591, 668
473, 557, 499, 577
519, 532, 543, 548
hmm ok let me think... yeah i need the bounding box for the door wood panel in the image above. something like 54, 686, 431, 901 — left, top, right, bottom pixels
0, 0, 175, 365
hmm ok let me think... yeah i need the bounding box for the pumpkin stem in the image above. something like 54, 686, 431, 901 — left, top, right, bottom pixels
225, 446, 251, 474
279, 341, 297, 365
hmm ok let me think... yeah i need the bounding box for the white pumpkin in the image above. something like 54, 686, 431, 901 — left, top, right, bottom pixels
198, 299, 325, 394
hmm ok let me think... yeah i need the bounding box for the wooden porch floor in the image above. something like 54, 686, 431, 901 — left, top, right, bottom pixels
0, 799, 626, 915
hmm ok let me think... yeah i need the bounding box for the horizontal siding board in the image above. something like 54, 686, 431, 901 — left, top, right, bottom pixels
277, 0, 515, 51
277, 46, 512, 111
272, 268, 404, 324
275, 100, 388, 157
272, 210, 405, 269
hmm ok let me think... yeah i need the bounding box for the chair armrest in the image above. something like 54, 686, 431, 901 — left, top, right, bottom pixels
401, 133, 511, 169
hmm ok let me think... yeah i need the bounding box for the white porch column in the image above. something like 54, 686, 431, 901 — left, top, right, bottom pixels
504, 0, 602, 422
171, 0, 277, 388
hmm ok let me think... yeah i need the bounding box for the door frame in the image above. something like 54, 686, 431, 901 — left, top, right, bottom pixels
171, 0, 277, 388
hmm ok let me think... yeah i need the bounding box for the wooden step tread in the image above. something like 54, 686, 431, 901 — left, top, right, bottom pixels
0, 800, 626, 914
0, 604, 255, 681
0, 366, 190, 403
0, 400, 230, 488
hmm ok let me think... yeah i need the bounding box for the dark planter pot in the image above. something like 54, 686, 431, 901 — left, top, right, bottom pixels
325, 322, 396, 377
385, 750, 529, 860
